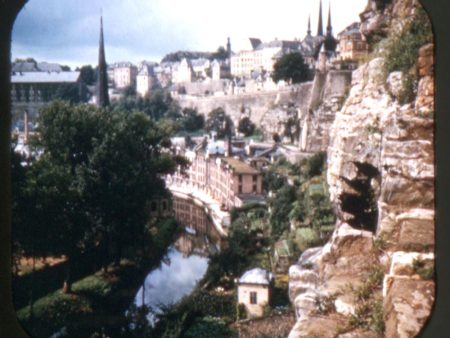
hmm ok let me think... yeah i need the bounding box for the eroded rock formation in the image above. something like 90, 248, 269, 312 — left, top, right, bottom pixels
288, 0, 434, 337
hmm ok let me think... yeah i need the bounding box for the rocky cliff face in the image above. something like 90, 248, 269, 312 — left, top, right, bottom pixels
288, 1, 434, 337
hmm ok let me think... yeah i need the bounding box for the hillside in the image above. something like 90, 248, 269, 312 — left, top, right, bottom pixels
287, 0, 434, 337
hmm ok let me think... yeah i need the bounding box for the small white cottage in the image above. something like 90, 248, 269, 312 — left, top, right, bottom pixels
237, 268, 273, 318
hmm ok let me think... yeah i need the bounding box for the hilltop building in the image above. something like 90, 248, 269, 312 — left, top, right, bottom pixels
230, 0, 337, 77
337, 22, 369, 63
112, 62, 138, 89
136, 63, 157, 97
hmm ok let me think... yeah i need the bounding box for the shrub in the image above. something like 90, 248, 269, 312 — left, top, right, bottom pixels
295, 228, 321, 252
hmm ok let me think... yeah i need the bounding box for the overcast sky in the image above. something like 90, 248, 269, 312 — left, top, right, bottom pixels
12, 0, 368, 69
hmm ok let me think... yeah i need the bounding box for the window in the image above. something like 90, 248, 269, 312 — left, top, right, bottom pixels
253, 175, 257, 182
253, 184, 257, 193
239, 174, 243, 183
239, 185, 243, 194
250, 292, 257, 304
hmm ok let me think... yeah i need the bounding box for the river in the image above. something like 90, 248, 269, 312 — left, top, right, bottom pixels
132, 196, 224, 324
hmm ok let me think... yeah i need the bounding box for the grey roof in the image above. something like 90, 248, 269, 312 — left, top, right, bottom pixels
11, 71, 80, 84
238, 268, 273, 285
138, 64, 154, 76
112, 61, 136, 68
37, 62, 63, 72
12, 62, 39, 72
338, 22, 361, 38
249, 38, 263, 50
255, 40, 301, 51
300, 34, 324, 57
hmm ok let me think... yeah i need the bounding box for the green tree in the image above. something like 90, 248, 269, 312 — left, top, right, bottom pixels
205, 108, 233, 139
211, 46, 229, 60
28, 102, 105, 292
113, 89, 181, 121
80, 111, 180, 265
180, 108, 204, 132
237, 117, 256, 137
77, 65, 97, 86
272, 52, 309, 84
123, 84, 137, 98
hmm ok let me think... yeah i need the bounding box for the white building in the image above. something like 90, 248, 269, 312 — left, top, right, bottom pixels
173, 58, 193, 83
237, 268, 273, 318
230, 38, 301, 77
136, 64, 155, 97
112, 62, 138, 89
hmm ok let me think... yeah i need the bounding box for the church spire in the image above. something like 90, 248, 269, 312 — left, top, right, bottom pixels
317, 0, 323, 36
97, 15, 109, 107
307, 15, 311, 36
326, 2, 333, 35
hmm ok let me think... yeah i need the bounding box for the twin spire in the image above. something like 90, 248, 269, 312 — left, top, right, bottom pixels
313, 0, 332, 37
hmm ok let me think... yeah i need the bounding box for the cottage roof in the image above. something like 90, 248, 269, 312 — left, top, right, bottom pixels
338, 22, 361, 38
223, 157, 259, 175
238, 268, 273, 285
11, 71, 80, 84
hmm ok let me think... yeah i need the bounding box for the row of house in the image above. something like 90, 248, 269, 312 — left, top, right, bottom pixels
170, 135, 265, 212
107, 1, 368, 97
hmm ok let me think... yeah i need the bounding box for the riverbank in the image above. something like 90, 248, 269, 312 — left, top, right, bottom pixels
15, 217, 180, 338
168, 182, 231, 237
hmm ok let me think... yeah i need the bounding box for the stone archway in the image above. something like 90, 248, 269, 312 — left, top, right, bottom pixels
0, 1, 31, 337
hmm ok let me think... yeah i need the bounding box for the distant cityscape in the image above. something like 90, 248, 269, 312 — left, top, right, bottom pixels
10, 0, 368, 135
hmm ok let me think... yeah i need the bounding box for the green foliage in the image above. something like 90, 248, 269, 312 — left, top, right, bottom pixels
183, 316, 236, 338
77, 64, 97, 86
236, 303, 247, 320
412, 258, 435, 280
302, 152, 326, 179
269, 185, 296, 236
347, 265, 385, 335
211, 46, 229, 60
353, 265, 384, 302
349, 299, 385, 335
382, 6, 432, 104
205, 107, 233, 139
203, 223, 266, 286
152, 290, 237, 338
383, 7, 432, 75
112, 89, 181, 121
13, 101, 181, 290
295, 228, 321, 252
237, 116, 256, 137
272, 52, 309, 84
180, 108, 205, 132
123, 84, 137, 97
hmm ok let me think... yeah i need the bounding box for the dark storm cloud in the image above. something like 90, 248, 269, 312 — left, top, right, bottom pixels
12, 0, 196, 65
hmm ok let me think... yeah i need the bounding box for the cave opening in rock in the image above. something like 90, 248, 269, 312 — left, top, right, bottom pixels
339, 162, 380, 232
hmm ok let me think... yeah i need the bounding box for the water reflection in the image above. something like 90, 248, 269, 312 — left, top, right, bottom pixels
134, 245, 208, 323
133, 197, 223, 324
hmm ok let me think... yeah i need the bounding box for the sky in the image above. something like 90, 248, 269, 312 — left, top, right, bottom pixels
12, 0, 368, 69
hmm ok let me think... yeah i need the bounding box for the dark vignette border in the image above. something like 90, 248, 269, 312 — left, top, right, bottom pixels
0, 1, 448, 337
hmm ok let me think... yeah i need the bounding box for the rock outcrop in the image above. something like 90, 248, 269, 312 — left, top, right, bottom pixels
288, 0, 434, 337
